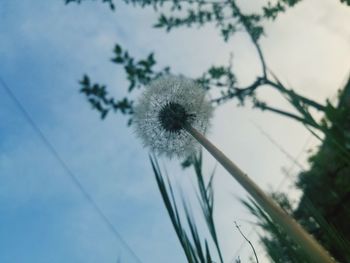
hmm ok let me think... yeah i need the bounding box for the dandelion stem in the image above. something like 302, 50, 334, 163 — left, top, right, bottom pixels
183, 123, 335, 263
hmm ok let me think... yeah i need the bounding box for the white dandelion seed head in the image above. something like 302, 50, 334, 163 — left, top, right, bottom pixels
133, 75, 213, 158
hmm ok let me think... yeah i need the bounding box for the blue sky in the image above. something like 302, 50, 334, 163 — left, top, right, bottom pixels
1, 0, 350, 263
0, 1, 183, 262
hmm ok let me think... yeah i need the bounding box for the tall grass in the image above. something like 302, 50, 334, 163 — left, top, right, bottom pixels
150, 153, 259, 263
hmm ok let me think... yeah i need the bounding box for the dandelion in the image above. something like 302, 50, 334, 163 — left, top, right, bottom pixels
134, 75, 334, 263
134, 75, 213, 158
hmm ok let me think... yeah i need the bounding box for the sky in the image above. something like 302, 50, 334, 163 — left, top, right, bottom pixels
0, 0, 350, 263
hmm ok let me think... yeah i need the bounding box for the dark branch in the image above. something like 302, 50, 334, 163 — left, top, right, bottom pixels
265, 78, 326, 111
234, 221, 259, 263
229, 1, 267, 78
256, 103, 319, 129
211, 77, 265, 105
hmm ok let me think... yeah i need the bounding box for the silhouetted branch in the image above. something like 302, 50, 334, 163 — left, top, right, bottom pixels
234, 221, 259, 263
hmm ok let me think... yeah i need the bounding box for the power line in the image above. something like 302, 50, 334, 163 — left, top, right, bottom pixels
251, 121, 306, 171
0, 77, 143, 263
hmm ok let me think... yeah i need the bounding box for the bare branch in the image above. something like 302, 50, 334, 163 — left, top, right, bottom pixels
229, 1, 267, 78
234, 221, 259, 263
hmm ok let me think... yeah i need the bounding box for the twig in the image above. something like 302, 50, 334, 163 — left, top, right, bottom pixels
229, 1, 267, 78
234, 221, 259, 263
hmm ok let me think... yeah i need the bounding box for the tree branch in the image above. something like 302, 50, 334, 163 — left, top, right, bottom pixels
234, 221, 259, 263
257, 103, 320, 129
265, 78, 326, 111
211, 77, 265, 104
229, 0, 267, 78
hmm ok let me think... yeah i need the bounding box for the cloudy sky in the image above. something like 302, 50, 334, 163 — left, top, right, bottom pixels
1, 0, 349, 262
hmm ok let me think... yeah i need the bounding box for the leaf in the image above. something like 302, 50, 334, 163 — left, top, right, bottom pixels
114, 44, 122, 54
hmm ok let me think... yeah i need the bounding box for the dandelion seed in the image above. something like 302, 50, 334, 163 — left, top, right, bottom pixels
134, 75, 213, 158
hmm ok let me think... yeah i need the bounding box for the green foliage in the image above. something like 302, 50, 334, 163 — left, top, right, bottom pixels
151, 152, 262, 262
242, 79, 350, 263
152, 1, 264, 42
65, 0, 115, 10
242, 196, 310, 263
80, 42, 241, 124
111, 44, 169, 92
65, 0, 350, 18
294, 79, 350, 262
151, 155, 200, 262
262, 0, 301, 20
79, 43, 171, 122
77, 0, 337, 137
79, 74, 134, 121
192, 153, 224, 263
150, 153, 224, 263
81, 37, 332, 134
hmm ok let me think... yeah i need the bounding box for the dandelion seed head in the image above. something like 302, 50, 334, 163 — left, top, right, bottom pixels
134, 75, 213, 158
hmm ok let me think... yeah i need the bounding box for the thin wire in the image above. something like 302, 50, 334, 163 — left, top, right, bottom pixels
0, 76, 143, 263
251, 121, 306, 171
275, 136, 312, 191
